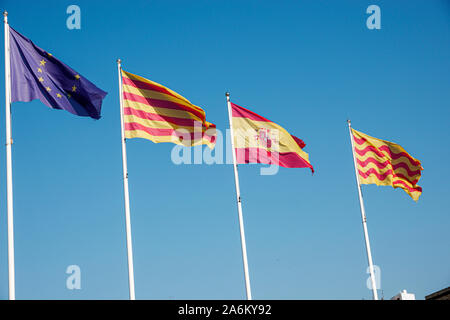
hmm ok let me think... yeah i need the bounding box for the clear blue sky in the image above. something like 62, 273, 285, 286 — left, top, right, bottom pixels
0, 0, 449, 300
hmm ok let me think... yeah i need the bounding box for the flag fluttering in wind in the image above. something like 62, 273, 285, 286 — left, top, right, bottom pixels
4, 18, 108, 301
230, 102, 313, 172
121, 70, 216, 148
351, 128, 423, 201
225, 94, 314, 300
116, 65, 218, 299
9, 27, 107, 119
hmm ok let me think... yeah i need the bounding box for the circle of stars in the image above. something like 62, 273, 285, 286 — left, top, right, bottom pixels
35, 53, 82, 102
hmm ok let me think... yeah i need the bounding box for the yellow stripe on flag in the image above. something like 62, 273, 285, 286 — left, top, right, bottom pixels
232, 117, 310, 161
121, 69, 216, 149
352, 128, 423, 201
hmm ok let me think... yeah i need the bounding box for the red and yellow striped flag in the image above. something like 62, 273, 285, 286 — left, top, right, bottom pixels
231, 102, 313, 172
351, 128, 423, 201
121, 70, 216, 148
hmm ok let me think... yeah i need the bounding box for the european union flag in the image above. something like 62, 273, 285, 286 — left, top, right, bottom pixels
9, 26, 107, 119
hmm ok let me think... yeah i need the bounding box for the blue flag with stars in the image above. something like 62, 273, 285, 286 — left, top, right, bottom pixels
9, 26, 107, 119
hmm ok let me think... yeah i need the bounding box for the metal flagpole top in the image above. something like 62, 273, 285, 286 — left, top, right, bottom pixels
225, 92, 230, 102
117, 58, 121, 65
347, 119, 351, 125
3, 11, 8, 23
3, 11, 8, 17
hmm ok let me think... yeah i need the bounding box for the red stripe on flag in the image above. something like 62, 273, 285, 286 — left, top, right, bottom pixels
356, 157, 422, 177
125, 122, 216, 143
123, 91, 206, 122
358, 168, 419, 185
393, 180, 422, 193
353, 135, 422, 167
235, 147, 313, 172
230, 102, 272, 122
122, 76, 179, 100
292, 135, 306, 149
124, 107, 205, 128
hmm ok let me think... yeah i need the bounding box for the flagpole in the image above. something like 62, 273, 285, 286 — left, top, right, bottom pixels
117, 59, 136, 300
226, 92, 252, 300
3, 11, 15, 301
347, 120, 378, 300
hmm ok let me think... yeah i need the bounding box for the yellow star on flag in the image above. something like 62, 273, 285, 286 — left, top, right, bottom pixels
46, 87, 51, 92
56, 93, 62, 98
75, 74, 80, 80
72, 85, 77, 92
38, 77, 44, 82
39, 59, 46, 66
37, 68, 42, 73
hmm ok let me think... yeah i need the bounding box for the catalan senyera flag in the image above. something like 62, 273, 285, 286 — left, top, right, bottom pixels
351, 128, 423, 201
121, 70, 216, 148
231, 102, 313, 172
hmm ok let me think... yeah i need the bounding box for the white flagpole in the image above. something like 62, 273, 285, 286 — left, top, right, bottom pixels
117, 59, 136, 300
3, 11, 15, 301
226, 92, 252, 300
347, 120, 378, 300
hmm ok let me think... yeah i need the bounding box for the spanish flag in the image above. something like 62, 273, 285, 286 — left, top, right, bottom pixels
121, 70, 216, 148
351, 128, 423, 201
231, 102, 313, 172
